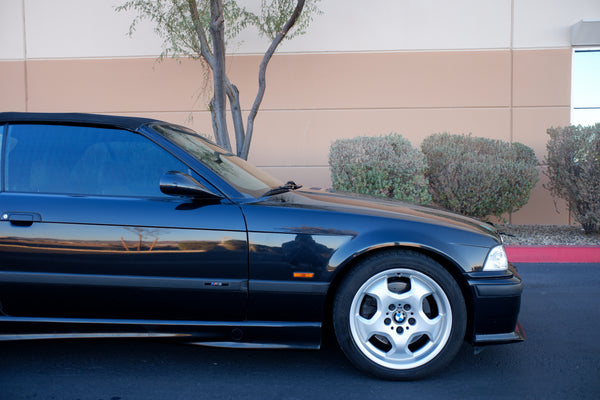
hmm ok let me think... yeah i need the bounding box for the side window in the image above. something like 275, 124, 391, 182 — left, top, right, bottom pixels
0, 125, 4, 189
4, 124, 194, 197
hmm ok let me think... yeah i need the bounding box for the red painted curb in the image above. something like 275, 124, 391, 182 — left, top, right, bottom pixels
505, 246, 600, 263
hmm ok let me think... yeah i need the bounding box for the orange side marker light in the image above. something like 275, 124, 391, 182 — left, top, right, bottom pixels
293, 272, 315, 279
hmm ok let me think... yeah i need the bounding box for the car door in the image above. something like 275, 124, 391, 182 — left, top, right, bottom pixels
0, 123, 248, 321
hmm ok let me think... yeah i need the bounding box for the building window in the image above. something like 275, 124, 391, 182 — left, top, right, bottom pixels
571, 48, 600, 126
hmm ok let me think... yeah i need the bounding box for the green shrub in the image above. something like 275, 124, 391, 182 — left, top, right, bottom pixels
545, 124, 600, 233
421, 133, 538, 219
328, 134, 431, 204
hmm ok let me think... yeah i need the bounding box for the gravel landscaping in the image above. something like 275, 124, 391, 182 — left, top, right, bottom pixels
497, 224, 600, 246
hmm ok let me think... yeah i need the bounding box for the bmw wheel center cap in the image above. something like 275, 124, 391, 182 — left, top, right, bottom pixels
394, 310, 407, 324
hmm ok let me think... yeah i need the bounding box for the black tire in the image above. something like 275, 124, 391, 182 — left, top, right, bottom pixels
332, 250, 466, 380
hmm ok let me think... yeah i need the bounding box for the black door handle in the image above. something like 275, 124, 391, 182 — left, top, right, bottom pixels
1, 212, 42, 226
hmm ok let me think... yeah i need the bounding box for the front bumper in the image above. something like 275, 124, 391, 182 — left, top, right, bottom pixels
467, 263, 525, 345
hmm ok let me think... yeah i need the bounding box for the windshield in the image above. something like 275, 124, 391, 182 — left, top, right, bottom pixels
152, 124, 282, 198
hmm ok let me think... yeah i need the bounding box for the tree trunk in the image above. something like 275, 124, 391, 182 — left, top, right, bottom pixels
209, 0, 231, 152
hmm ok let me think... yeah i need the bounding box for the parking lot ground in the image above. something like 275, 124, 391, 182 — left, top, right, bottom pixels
0, 263, 598, 400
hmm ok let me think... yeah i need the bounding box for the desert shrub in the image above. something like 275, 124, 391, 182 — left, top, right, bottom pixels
545, 124, 600, 233
328, 134, 431, 204
421, 133, 538, 219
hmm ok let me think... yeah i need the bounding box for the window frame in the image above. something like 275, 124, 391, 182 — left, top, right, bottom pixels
570, 46, 600, 126
2, 123, 203, 199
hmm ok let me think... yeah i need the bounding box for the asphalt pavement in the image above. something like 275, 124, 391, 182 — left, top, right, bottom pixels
0, 263, 599, 400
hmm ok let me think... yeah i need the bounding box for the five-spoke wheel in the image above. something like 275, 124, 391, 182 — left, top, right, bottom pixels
333, 250, 466, 380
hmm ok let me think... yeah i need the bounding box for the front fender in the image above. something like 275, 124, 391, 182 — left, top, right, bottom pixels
327, 227, 492, 275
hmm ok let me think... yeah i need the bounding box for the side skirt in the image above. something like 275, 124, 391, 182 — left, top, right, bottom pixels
0, 316, 322, 350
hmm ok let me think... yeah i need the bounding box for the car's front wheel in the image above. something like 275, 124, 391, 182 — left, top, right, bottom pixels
333, 250, 466, 380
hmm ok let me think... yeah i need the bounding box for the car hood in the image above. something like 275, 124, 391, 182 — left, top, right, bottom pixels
260, 189, 501, 243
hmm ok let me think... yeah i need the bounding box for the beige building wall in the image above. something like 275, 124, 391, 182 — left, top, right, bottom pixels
2, 0, 600, 225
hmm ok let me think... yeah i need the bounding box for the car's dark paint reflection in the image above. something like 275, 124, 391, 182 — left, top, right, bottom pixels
0, 224, 247, 276
247, 233, 352, 321
249, 233, 351, 280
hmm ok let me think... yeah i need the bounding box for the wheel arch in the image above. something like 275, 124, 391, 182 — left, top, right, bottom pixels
322, 244, 475, 341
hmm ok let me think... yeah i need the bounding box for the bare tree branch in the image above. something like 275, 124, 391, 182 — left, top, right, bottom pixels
240, 0, 306, 159
224, 79, 246, 156
186, 0, 215, 70
178, 1, 210, 64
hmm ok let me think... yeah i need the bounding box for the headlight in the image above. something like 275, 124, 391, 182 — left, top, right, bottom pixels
483, 245, 508, 271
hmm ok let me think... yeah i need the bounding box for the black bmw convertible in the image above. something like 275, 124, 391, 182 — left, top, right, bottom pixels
0, 112, 523, 380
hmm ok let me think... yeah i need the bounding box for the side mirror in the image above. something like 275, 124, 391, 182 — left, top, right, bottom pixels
160, 171, 223, 200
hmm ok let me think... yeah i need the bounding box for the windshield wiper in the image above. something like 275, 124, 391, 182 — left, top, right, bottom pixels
261, 181, 303, 197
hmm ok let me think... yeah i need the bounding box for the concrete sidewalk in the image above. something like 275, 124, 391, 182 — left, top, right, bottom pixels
505, 246, 600, 263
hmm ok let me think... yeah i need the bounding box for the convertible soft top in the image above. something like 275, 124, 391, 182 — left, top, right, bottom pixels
0, 112, 161, 131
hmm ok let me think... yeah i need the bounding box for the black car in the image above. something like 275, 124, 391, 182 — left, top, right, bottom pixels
0, 112, 523, 380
